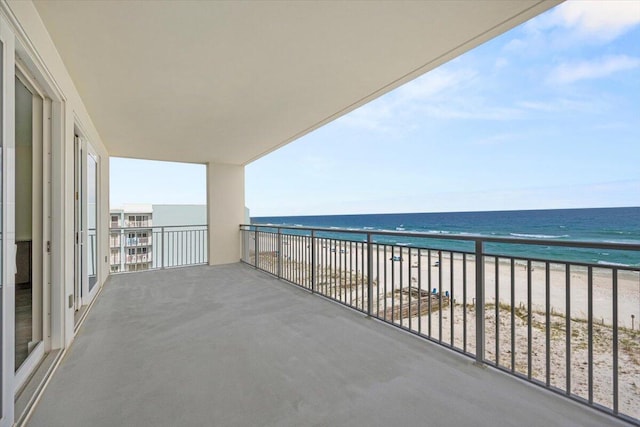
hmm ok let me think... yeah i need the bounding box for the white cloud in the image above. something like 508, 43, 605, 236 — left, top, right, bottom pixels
472, 133, 521, 146
418, 103, 522, 121
494, 58, 509, 69
512, 0, 640, 52
394, 68, 477, 103
337, 100, 393, 131
548, 55, 640, 84
518, 97, 598, 113
337, 67, 479, 130
549, 0, 640, 41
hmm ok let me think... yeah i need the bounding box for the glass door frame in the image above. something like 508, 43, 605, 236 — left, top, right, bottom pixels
74, 135, 100, 318
0, 9, 65, 426
12, 62, 51, 393
0, 15, 14, 427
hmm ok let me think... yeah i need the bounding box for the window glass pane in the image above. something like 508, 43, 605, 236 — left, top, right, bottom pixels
87, 154, 97, 292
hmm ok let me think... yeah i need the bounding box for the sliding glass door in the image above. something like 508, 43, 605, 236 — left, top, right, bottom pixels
0, 27, 5, 427
74, 136, 99, 325
13, 66, 50, 394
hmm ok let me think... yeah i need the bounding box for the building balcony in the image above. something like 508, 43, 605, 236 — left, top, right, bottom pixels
25, 264, 628, 426
124, 237, 152, 247
126, 254, 151, 263
125, 221, 152, 228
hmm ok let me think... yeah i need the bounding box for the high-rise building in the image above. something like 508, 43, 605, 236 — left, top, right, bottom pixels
109, 204, 210, 273
109, 205, 153, 272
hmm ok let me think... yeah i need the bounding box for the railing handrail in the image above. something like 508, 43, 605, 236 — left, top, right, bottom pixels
241, 223, 640, 253
110, 224, 208, 232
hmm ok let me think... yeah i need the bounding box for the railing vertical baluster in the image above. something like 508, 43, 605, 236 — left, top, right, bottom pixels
333, 240, 340, 300
400, 248, 403, 325
612, 268, 618, 414
545, 261, 551, 386
463, 253, 467, 353
408, 248, 412, 331
391, 246, 395, 322
254, 227, 259, 269
566, 264, 571, 396
376, 243, 380, 317
161, 226, 165, 269
384, 245, 387, 321
475, 240, 485, 365
495, 256, 500, 365
438, 250, 443, 343
510, 258, 515, 372
588, 266, 593, 404
527, 259, 532, 380
353, 242, 357, 307
361, 241, 365, 311
367, 233, 373, 316
428, 249, 432, 337
450, 251, 454, 347
311, 230, 316, 293
277, 228, 282, 279
418, 248, 422, 334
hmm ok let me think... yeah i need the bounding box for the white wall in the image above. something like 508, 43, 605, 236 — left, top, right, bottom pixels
3, 0, 111, 346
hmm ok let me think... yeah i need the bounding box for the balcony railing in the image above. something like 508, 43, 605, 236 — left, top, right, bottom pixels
110, 225, 208, 271
125, 220, 152, 228
240, 224, 640, 425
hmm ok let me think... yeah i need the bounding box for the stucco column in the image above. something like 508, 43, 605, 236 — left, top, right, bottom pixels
207, 162, 245, 265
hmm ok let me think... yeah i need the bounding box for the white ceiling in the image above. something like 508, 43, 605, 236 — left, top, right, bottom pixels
33, 1, 559, 165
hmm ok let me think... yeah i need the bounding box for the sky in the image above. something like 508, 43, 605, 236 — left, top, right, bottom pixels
110, 158, 206, 208
111, 1, 640, 216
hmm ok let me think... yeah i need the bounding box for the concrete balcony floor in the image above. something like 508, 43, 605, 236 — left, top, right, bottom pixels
27, 264, 626, 427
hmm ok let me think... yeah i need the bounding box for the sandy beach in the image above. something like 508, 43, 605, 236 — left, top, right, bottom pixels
252, 233, 640, 418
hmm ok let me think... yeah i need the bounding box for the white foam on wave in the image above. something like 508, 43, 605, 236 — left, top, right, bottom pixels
510, 233, 569, 239
363, 227, 375, 230
427, 230, 450, 234
597, 260, 630, 267
396, 227, 406, 231
604, 239, 640, 245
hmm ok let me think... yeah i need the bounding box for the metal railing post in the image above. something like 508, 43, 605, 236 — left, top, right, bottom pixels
475, 240, 485, 365
367, 233, 373, 316
254, 226, 259, 268
311, 230, 316, 293
120, 228, 125, 272
160, 226, 165, 269
277, 228, 282, 279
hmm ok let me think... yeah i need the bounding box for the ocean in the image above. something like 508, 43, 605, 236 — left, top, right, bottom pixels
252, 207, 640, 267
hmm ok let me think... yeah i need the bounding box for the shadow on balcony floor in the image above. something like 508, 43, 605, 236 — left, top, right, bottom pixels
27, 264, 627, 427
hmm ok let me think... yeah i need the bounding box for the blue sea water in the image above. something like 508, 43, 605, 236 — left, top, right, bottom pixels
252, 207, 640, 267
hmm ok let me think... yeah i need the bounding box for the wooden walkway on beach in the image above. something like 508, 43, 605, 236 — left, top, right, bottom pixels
378, 287, 450, 321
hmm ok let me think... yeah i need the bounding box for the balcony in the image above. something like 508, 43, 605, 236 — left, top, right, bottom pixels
239, 225, 640, 425
25, 263, 625, 427
125, 220, 152, 228
125, 253, 151, 263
